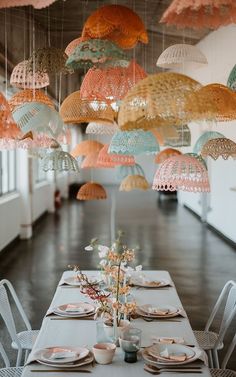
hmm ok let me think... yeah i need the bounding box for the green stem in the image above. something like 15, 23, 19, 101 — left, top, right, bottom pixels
116, 261, 121, 327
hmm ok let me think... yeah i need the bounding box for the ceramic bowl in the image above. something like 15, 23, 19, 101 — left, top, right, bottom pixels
92, 343, 116, 365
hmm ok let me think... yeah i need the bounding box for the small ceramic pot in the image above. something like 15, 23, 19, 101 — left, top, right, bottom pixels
92, 343, 116, 365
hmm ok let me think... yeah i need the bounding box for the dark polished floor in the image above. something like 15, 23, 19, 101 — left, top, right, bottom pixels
0, 187, 236, 369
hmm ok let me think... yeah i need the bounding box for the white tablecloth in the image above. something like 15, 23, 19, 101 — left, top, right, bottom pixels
22, 270, 211, 377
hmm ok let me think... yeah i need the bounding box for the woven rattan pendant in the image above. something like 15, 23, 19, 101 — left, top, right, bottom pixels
109, 130, 160, 155
201, 138, 236, 160
156, 44, 207, 69
60, 91, 115, 125
119, 175, 149, 191
76, 182, 107, 200
82, 5, 148, 49
28, 47, 68, 74
9, 89, 54, 112
193, 131, 225, 154
71, 140, 104, 158
97, 144, 135, 167
160, 0, 236, 29
80, 60, 147, 103
66, 39, 127, 70
0, 93, 21, 139
118, 73, 202, 131
86, 122, 118, 136
10, 60, 49, 89
155, 148, 182, 164
152, 155, 210, 193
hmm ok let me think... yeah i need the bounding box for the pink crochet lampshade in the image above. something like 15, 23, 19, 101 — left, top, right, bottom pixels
97, 144, 135, 168
0, 0, 57, 8
152, 155, 210, 193
81, 152, 100, 169
10, 60, 49, 89
160, 0, 236, 29
0, 93, 21, 139
80, 60, 147, 103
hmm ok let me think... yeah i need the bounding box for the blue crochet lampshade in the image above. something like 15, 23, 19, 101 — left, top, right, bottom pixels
116, 163, 145, 181
193, 131, 225, 154
109, 130, 160, 155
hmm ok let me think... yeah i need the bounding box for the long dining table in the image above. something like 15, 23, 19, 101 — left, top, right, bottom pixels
22, 270, 211, 377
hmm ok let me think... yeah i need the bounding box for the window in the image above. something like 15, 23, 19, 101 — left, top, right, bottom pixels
35, 158, 46, 183
0, 150, 17, 195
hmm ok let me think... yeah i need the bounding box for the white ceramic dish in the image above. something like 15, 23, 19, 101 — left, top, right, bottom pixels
92, 343, 116, 365
152, 337, 185, 345
142, 344, 196, 366
137, 305, 180, 318
35, 346, 89, 365
64, 276, 100, 286
53, 302, 95, 317
131, 278, 170, 288
35, 350, 93, 368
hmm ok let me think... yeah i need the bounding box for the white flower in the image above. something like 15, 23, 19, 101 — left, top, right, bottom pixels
98, 245, 109, 258
135, 265, 142, 271
85, 245, 93, 251
99, 259, 107, 267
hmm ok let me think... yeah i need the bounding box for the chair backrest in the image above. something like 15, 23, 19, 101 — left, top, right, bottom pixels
213, 304, 236, 369
205, 280, 236, 333
0, 342, 10, 368
0, 279, 32, 348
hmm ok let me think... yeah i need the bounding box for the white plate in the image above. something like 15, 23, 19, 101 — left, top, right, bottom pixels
142, 344, 196, 366
64, 276, 100, 286
36, 351, 94, 369
131, 278, 170, 288
152, 337, 185, 345
53, 302, 95, 317
35, 347, 89, 365
137, 305, 180, 318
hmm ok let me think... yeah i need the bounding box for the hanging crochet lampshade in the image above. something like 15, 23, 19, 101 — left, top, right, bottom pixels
152, 155, 210, 193
28, 47, 68, 74
65, 36, 88, 56
97, 144, 135, 167
77, 182, 107, 200
10, 60, 49, 89
201, 138, 236, 160
156, 44, 208, 69
42, 149, 80, 172
155, 148, 182, 164
109, 130, 160, 155
227, 65, 236, 92
120, 175, 149, 191
164, 124, 191, 147
80, 60, 147, 103
160, 0, 236, 29
81, 152, 100, 169
12, 102, 63, 138
60, 91, 115, 125
71, 140, 104, 158
0, 93, 21, 139
118, 72, 202, 131
82, 5, 148, 49
188, 84, 236, 122
9, 89, 54, 112
86, 122, 118, 136
116, 163, 145, 181
66, 39, 127, 70
0, 0, 57, 8
193, 131, 225, 154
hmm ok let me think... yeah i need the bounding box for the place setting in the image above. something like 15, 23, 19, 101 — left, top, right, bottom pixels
59, 275, 102, 288
46, 302, 97, 320
134, 304, 186, 322
130, 275, 173, 290
26, 345, 95, 373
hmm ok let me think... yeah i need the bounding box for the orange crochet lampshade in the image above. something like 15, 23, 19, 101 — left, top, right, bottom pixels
118, 72, 203, 131
76, 182, 107, 200
9, 89, 54, 112
60, 91, 115, 124
81, 152, 100, 169
160, 0, 236, 29
80, 60, 147, 103
201, 138, 236, 160
10, 60, 49, 89
187, 84, 236, 122
0, 93, 21, 139
71, 140, 104, 158
155, 148, 182, 164
97, 144, 135, 168
119, 175, 149, 192
82, 5, 148, 49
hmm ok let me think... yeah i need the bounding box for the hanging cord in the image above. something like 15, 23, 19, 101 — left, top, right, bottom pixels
4, 9, 8, 97
32, 9, 36, 96
47, 7, 51, 47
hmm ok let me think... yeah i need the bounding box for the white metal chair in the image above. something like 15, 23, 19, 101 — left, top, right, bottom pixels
193, 280, 236, 368
209, 305, 236, 377
0, 342, 23, 377
0, 279, 39, 367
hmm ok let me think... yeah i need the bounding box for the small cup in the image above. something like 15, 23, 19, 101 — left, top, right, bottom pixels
92, 343, 116, 365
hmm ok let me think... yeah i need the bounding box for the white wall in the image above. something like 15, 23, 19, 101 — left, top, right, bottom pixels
0, 193, 21, 250
178, 25, 236, 243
